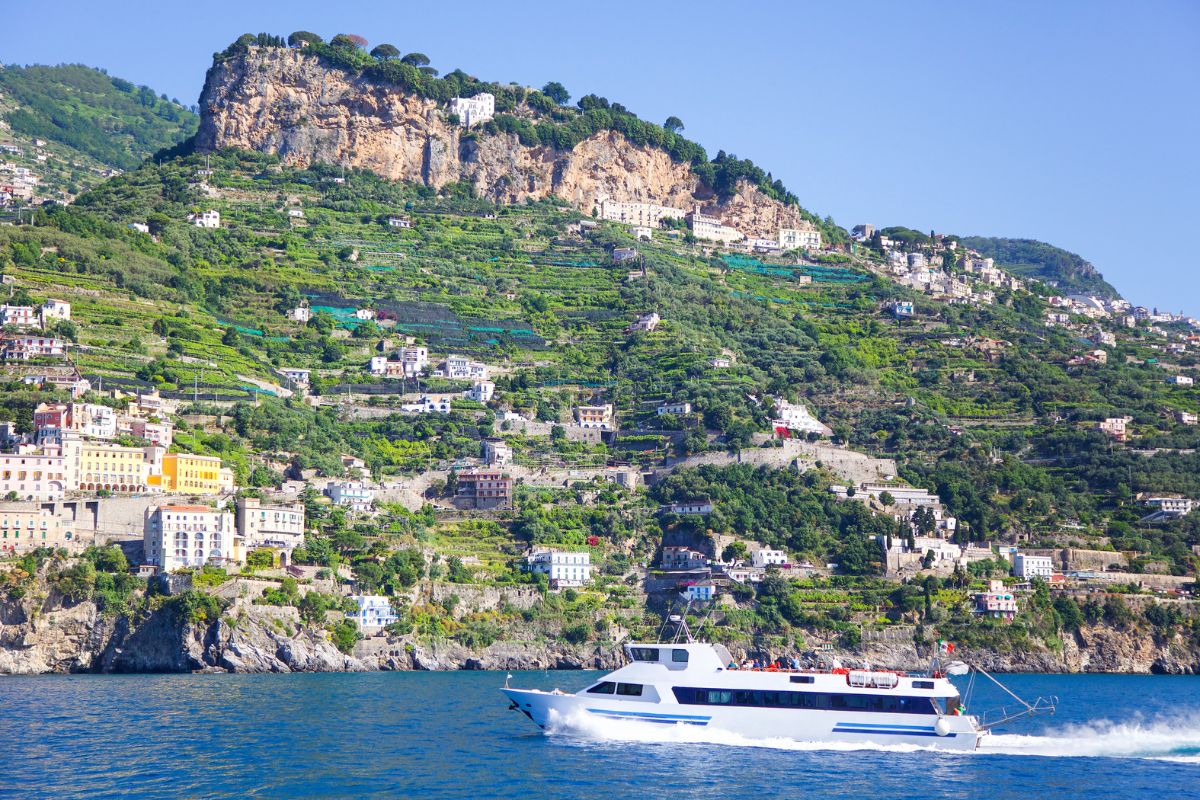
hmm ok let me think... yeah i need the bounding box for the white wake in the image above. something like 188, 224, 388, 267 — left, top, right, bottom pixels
544, 709, 1200, 762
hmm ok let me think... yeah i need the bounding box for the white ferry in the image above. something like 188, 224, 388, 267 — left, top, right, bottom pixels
503, 634, 1053, 751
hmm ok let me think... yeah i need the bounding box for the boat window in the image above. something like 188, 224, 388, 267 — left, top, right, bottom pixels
672, 649, 689, 663
912, 680, 935, 690
616, 683, 643, 696
790, 675, 815, 684
671, 687, 936, 714
587, 681, 616, 694
629, 647, 659, 662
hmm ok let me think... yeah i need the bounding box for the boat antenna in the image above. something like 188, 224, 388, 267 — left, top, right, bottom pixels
654, 602, 674, 644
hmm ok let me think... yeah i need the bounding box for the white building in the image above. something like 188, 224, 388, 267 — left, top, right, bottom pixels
465, 380, 495, 403
657, 401, 692, 416
435, 354, 488, 381
1142, 497, 1197, 518
401, 395, 453, 414
681, 582, 716, 602
0, 305, 38, 328
751, 548, 788, 568
354, 308, 377, 321
668, 500, 714, 515
771, 398, 832, 437
40, 299, 71, 325
1167, 375, 1194, 386
597, 198, 685, 228
778, 227, 822, 251
348, 595, 398, 632
1013, 553, 1054, 580
400, 346, 429, 377
448, 93, 495, 127
279, 368, 310, 388
386, 216, 412, 228
632, 226, 653, 241
526, 549, 592, 587
143, 504, 240, 572
188, 210, 220, 228
628, 312, 660, 332
482, 438, 513, 466
287, 306, 311, 323
326, 481, 374, 512
687, 211, 743, 244
128, 222, 151, 234
891, 301, 914, 318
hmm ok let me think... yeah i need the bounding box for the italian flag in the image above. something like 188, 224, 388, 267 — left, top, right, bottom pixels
938, 639, 955, 653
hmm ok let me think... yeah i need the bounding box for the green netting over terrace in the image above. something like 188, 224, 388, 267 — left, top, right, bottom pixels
722, 255, 869, 283
305, 293, 546, 349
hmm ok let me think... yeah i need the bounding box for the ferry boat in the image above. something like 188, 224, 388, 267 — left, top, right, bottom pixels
503, 627, 1053, 751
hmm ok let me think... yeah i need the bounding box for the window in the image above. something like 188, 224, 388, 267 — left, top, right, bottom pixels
912, 680, 935, 690
790, 675, 815, 684
616, 683, 643, 697
629, 647, 659, 662
586, 681, 616, 694
671, 649, 689, 663
671, 687, 936, 714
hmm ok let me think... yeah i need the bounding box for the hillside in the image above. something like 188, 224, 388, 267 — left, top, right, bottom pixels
1, 43, 1198, 670
0, 64, 197, 171
959, 236, 1117, 298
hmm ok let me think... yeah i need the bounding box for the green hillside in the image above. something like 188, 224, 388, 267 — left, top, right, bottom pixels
0, 64, 197, 171
959, 236, 1117, 298
1, 150, 1197, 653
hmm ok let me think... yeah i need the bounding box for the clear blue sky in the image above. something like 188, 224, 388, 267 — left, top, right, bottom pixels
5, 0, 1198, 314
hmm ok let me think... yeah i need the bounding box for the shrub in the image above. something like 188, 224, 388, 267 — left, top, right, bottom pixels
329, 619, 361, 653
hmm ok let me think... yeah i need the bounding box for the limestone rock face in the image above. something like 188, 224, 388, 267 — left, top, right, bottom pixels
196, 48, 811, 238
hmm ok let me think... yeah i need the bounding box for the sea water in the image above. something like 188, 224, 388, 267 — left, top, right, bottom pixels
0, 671, 1197, 799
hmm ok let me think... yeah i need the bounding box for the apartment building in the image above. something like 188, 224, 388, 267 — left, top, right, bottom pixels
0, 505, 70, 555
454, 470, 513, 510
236, 496, 306, 559
158, 453, 232, 495
143, 504, 240, 572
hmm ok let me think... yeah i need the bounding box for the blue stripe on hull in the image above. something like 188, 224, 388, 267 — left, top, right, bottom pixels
585, 708, 711, 725
834, 722, 939, 732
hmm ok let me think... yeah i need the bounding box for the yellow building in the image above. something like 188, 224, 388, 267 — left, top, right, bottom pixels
0, 506, 71, 555
158, 453, 233, 495
73, 441, 151, 493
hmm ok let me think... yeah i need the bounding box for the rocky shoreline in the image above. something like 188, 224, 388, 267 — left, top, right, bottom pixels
3, 584, 1198, 676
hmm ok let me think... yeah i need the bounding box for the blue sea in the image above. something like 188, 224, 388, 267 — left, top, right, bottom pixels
1, 671, 1197, 799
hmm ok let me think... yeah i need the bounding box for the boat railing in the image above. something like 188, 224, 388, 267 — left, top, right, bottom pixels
978, 695, 1058, 729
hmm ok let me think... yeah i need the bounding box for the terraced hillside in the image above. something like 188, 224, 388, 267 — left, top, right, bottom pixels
1, 148, 1198, 663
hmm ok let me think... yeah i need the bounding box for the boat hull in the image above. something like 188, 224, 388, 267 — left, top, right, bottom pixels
503, 688, 982, 751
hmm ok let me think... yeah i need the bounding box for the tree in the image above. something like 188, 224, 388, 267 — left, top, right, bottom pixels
541, 81, 570, 106
371, 44, 401, 60
401, 52, 431, 67
664, 116, 685, 133
879, 490, 895, 507
287, 31, 323, 47
330, 34, 367, 50
577, 94, 609, 111
721, 541, 749, 563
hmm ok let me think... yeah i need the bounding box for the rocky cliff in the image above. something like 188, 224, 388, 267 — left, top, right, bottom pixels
196, 48, 809, 238
3, 576, 1197, 675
